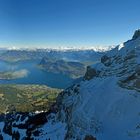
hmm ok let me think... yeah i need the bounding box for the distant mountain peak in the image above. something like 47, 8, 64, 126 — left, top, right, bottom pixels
132, 29, 140, 40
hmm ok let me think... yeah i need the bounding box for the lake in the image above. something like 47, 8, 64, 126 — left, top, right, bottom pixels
0, 60, 74, 89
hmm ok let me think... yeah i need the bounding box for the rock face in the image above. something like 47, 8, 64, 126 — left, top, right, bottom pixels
84, 66, 98, 80
100, 55, 112, 66
132, 29, 140, 40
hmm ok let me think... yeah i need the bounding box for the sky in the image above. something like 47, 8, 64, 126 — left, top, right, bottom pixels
0, 0, 140, 48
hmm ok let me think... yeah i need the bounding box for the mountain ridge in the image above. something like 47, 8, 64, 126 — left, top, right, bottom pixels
52, 29, 140, 140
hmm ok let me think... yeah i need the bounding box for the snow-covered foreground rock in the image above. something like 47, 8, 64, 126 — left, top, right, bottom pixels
1, 30, 140, 140
57, 77, 140, 140
0, 112, 67, 139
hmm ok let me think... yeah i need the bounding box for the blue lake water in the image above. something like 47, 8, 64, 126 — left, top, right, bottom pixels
0, 60, 74, 89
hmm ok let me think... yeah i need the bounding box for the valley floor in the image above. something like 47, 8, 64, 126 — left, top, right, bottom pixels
0, 84, 61, 113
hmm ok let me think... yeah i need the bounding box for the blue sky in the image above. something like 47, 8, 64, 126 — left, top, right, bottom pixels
0, 0, 140, 48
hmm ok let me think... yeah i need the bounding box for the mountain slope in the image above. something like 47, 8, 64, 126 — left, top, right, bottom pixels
53, 30, 140, 140
39, 58, 86, 78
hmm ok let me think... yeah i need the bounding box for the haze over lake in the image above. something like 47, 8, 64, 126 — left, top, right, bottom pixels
0, 60, 74, 89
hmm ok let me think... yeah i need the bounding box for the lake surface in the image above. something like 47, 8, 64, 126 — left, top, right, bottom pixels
0, 60, 74, 89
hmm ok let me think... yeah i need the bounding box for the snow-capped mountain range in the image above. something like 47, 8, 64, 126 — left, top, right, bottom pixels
4, 45, 114, 52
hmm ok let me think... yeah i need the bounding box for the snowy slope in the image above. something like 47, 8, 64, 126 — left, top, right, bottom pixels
53, 30, 140, 140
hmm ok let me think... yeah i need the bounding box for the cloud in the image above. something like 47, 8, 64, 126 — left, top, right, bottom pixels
12, 69, 29, 79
